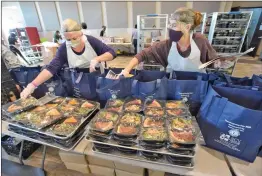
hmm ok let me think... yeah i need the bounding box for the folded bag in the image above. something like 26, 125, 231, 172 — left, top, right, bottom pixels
70, 68, 101, 100
131, 70, 167, 100
198, 85, 262, 162
96, 68, 135, 107
167, 71, 209, 116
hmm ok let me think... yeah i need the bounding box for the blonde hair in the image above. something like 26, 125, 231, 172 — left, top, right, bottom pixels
171, 7, 202, 30
61, 19, 81, 32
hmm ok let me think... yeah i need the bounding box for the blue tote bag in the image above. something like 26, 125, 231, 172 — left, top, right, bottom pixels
167, 71, 209, 116
96, 68, 135, 107
198, 85, 262, 162
70, 68, 101, 100
131, 70, 167, 100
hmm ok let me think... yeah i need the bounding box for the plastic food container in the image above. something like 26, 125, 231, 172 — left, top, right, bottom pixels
166, 101, 187, 109
105, 106, 123, 113
168, 128, 196, 145
93, 143, 114, 153
112, 135, 137, 146
140, 127, 167, 142
144, 108, 165, 118
168, 117, 193, 130
89, 130, 111, 142
95, 110, 120, 122
124, 98, 143, 106
113, 123, 139, 137
166, 109, 189, 117
91, 119, 115, 133
144, 99, 165, 108
106, 99, 125, 107
141, 151, 163, 161
123, 98, 143, 112
143, 117, 165, 128
167, 143, 195, 155
119, 112, 142, 126
116, 147, 137, 155
2, 97, 38, 116
166, 155, 193, 166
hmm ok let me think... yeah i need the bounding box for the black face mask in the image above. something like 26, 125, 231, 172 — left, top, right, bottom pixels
169, 29, 183, 42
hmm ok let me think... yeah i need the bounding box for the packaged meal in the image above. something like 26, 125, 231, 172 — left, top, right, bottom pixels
145, 100, 163, 108
106, 106, 122, 113
143, 117, 165, 128
169, 128, 196, 144
124, 104, 141, 112
51, 97, 66, 104
144, 108, 165, 117
167, 109, 188, 117
114, 123, 139, 136
72, 101, 96, 116
50, 116, 81, 136
166, 101, 186, 109
119, 112, 141, 126
96, 110, 119, 122
170, 117, 193, 130
106, 99, 124, 107
91, 119, 114, 132
141, 128, 167, 141
5, 97, 38, 114
125, 98, 142, 106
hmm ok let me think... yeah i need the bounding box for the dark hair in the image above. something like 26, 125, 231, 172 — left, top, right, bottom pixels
10, 33, 16, 38
81, 22, 87, 29
55, 30, 60, 34
135, 24, 137, 29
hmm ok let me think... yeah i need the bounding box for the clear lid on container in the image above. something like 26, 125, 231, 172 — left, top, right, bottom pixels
2, 97, 38, 116
119, 112, 142, 126
168, 127, 197, 145
105, 106, 123, 113
124, 104, 142, 113
47, 116, 81, 136
166, 109, 189, 117
90, 118, 115, 133
144, 99, 165, 108
140, 127, 167, 142
124, 97, 143, 106
95, 110, 120, 122
143, 116, 165, 128
106, 99, 125, 107
144, 107, 165, 118
168, 117, 193, 131
113, 123, 140, 137
165, 100, 187, 109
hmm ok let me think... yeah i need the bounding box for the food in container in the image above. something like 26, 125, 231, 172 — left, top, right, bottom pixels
143, 117, 165, 128
96, 110, 119, 122
119, 113, 141, 126
106, 106, 122, 113
170, 117, 193, 130
68, 98, 80, 106
141, 128, 167, 141
166, 101, 186, 109
144, 108, 165, 117
72, 101, 96, 116
50, 116, 81, 136
14, 112, 32, 124
124, 104, 141, 112
92, 119, 114, 132
115, 124, 138, 136
145, 100, 163, 108
30, 108, 63, 129
169, 128, 196, 144
107, 99, 124, 107
59, 104, 76, 113
125, 98, 142, 106
52, 97, 66, 103
167, 109, 188, 117
7, 104, 23, 112
20, 97, 38, 107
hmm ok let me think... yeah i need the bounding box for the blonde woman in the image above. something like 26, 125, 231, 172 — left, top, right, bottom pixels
121, 7, 218, 75
20, 19, 116, 99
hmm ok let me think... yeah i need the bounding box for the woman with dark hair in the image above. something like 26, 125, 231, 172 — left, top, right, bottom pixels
81, 22, 91, 35
8, 33, 26, 61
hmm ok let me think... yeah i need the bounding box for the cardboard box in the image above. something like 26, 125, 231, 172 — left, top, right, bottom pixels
89, 164, 115, 176
87, 155, 115, 168
64, 162, 90, 174
115, 169, 144, 176
148, 169, 165, 176
114, 162, 144, 174
59, 150, 87, 164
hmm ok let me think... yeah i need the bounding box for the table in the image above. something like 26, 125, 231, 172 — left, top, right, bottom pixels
84, 142, 231, 176
2, 121, 231, 176
225, 155, 262, 176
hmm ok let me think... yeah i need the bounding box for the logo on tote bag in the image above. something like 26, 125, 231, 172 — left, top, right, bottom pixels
229, 129, 240, 137
109, 89, 120, 99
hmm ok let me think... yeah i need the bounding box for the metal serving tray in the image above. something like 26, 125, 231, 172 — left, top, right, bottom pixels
92, 145, 194, 169
86, 132, 195, 158
4, 107, 99, 141
7, 123, 87, 151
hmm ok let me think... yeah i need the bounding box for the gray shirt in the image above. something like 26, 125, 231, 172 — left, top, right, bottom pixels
1, 44, 21, 69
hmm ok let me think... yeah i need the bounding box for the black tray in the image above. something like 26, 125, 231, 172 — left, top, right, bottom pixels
112, 135, 137, 146
116, 147, 138, 155
165, 155, 193, 166
93, 143, 114, 153
141, 151, 163, 161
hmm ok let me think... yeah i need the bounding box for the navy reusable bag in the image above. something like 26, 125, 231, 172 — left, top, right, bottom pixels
198, 85, 262, 162
96, 68, 135, 107
131, 70, 167, 100
70, 68, 101, 100
59, 67, 74, 97
167, 71, 209, 116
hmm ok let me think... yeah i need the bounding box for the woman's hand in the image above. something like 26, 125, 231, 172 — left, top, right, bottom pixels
20, 83, 36, 99
90, 58, 99, 72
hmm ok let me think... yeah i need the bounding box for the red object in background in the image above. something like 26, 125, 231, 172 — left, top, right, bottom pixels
25, 27, 41, 45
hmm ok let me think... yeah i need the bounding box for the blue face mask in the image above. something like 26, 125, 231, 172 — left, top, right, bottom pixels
169, 29, 183, 42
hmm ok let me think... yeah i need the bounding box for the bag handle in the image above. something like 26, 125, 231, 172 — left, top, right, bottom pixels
132, 79, 161, 98
208, 96, 228, 124
96, 76, 124, 94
